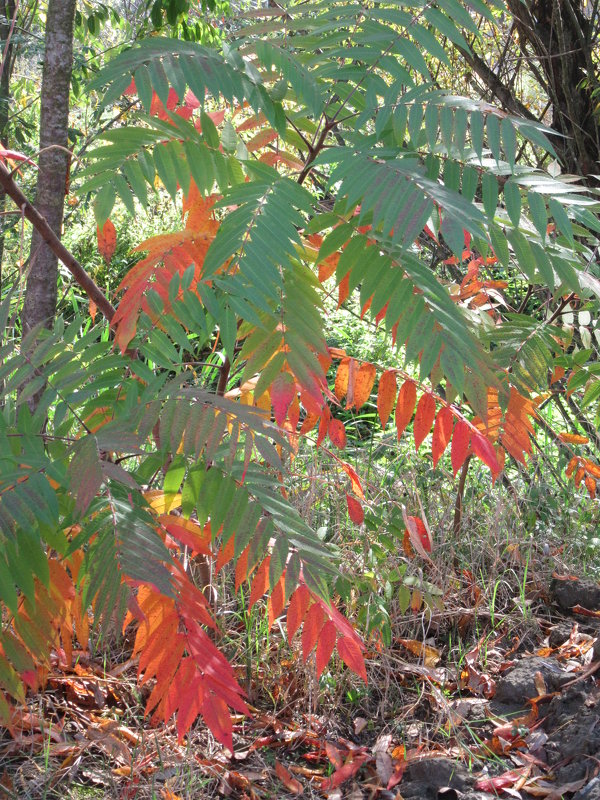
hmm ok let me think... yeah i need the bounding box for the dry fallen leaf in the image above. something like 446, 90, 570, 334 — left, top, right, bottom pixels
353, 717, 368, 735
398, 638, 441, 667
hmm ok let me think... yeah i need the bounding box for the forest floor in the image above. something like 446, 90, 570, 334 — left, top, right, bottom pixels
2, 564, 600, 799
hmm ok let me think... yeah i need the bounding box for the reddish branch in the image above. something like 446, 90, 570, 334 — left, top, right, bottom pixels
0, 160, 115, 323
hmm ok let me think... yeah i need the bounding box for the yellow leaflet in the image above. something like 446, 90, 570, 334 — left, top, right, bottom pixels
144, 490, 182, 514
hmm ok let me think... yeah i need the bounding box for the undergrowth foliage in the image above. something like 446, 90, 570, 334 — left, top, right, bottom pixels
1, 0, 600, 751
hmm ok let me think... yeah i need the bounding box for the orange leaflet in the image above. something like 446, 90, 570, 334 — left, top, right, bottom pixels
249, 556, 271, 609
287, 584, 310, 639
235, 546, 250, 591
328, 418, 347, 449
300, 410, 320, 435
413, 393, 436, 451
259, 150, 304, 171
316, 406, 331, 447
302, 603, 326, 661
584, 460, 600, 479
558, 432, 589, 445
270, 372, 295, 427
451, 419, 471, 475
267, 574, 286, 627
216, 535, 235, 572
334, 358, 350, 400
345, 358, 357, 408
338, 271, 350, 307
377, 370, 397, 427
316, 620, 337, 679
284, 393, 300, 428
97, 219, 116, 264
432, 406, 453, 467
353, 362, 376, 410
585, 476, 596, 499
565, 456, 579, 477
159, 515, 212, 557
395, 380, 417, 439
346, 494, 364, 525
471, 432, 500, 477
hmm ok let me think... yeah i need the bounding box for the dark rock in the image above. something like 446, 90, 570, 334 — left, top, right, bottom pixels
555, 760, 588, 786
542, 686, 600, 767
459, 795, 496, 800
551, 577, 600, 612
398, 780, 436, 799
494, 656, 570, 705
404, 758, 471, 791
548, 621, 574, 648
574, 777, 600, 800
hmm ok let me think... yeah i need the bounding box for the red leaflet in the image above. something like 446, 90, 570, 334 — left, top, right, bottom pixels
377, 370, 397, 427
202, 692, 233, 752
451, 419, 471, 475
346, 494, 364, 525
316, 406, 331, 447
403, 513, 433, 557
0, 146, 36, 165
302, 603, 326, 661
431, 406, 454, 467
336, 636, 368, 682
270, 372, 295, 426
246, 128, 279, 151
316, 620, 337, 678
471, 432, 500, 476
321, 754, 369, 791
287, 584, 310, 639
275, 760, 303, 795
475, 768, 528, 793
337, 458, 364, 498
328, 418, 347, 449
97, 219, 117, 264
325, 741, 345, 769
353, 362, 376, 410
413, 393, 436, 451
395, 380, 417, 439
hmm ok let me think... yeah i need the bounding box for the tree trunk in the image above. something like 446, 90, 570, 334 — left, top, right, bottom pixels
504, 0, 599, 179
21, 0, 77, 336
0, 0, 16, 286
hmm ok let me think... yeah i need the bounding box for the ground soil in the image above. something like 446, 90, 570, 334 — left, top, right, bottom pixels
3, 575, 600, 799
